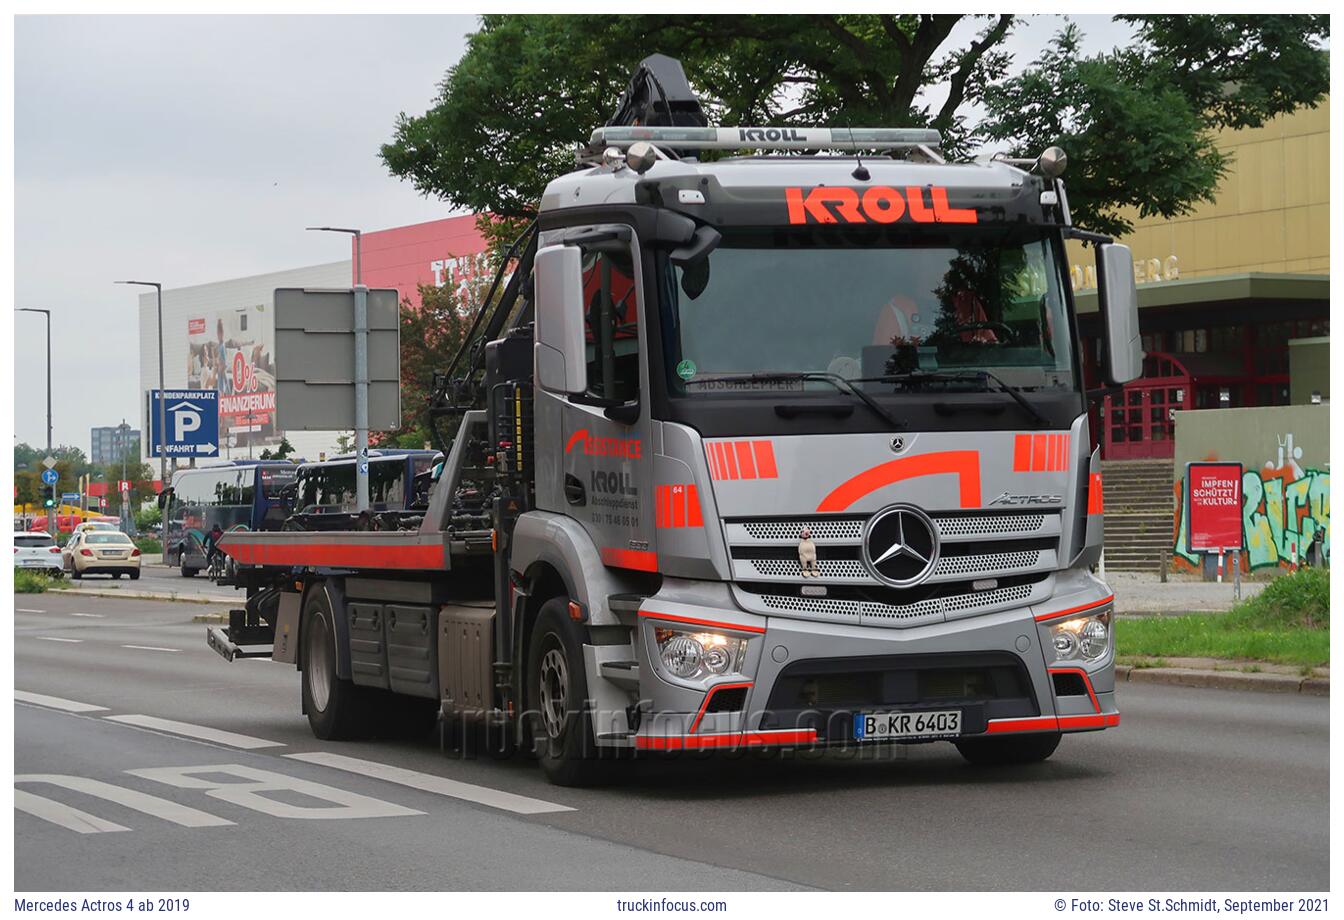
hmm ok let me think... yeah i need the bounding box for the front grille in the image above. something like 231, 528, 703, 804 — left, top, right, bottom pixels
724, 508, 1061, 626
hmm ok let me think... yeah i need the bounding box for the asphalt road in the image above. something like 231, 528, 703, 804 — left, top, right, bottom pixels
64, 561, 244, 600
13, 592, 1330, 892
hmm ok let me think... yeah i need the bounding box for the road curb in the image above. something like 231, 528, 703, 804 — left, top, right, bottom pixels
192, 611, 231, 623
1115, 664, 1327, 695
57, 588, 226, 606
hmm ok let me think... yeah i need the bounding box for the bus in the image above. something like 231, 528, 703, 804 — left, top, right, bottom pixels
162, 460, 297, 577
286, 450, 441, 530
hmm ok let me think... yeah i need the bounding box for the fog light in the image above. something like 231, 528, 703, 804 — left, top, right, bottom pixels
1053, 631, 1078, 660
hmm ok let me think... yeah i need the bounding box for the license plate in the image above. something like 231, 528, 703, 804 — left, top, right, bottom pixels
99, 551, 124, 558
854, 709, 961, 741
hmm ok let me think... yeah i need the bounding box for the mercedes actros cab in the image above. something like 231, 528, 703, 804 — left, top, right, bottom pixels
204, 55, 1143, 785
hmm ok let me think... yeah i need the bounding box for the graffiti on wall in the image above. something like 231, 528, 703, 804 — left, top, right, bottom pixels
1174, 433, 1330, 570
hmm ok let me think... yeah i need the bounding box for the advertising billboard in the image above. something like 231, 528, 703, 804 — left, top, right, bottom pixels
184, 303, 278, 452
1185, 462, 1244, 553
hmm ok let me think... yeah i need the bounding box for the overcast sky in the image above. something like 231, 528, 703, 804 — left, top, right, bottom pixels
13, 13, 1133, 452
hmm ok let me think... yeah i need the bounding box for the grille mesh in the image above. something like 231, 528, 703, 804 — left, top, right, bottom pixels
942, 582, 1033, 612
741, 520, 864, 541
754, 580, 1040, 626
934, 514, 1045, 537
933, 550, 1041, 578
748, 559, 868, 579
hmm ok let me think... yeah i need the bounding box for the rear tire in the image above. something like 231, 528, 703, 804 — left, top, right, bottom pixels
111, 573, 122, 580
180, 559, 197, 578
129, 570, 140, 581
300, 587, 374, 740
71, 568, 82, 580
955, 732, 1061, 765
525, 598, 614, 787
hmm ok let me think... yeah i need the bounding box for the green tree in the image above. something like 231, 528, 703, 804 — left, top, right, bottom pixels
381, 279, 478, 446
381, 14, 1328, 236
259, 437, 296, 461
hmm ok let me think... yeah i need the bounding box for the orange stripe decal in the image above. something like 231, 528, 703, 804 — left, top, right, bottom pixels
687, 485, 704, 526
753, 441, 778, 478
1087, 472, 1104, 514
601, 547, 659, 572
637, 608, 767, 634
635, 729, 815, 751
986, 715, 1057, 734
815, 450, 981, 512
707, 440, 779, 481
721, 443, 739, 480
1049, 666, 1101, 713
689, 681, 753, 734
1013, 434, 1031, 472
672, 485, 687, 528
1034, 594, 1115, 622
735, 441, 757, 479
1031, 433, 1048, 472
222, 540, 445, 570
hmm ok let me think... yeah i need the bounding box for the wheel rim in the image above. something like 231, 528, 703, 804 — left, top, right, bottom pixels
538, 646, 569, 739
307, 611, 333, 712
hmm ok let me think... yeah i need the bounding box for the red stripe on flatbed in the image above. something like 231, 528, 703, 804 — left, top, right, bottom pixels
222, 539, 445, 570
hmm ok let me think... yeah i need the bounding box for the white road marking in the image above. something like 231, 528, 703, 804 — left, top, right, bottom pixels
104, 715, 284, 750
14, 789, 128, 834
128, 764, 423, 820
70, 612, 105, 618
14, 691, 110, 713
16, 608, 45, 613
35, 637, 81, 643
285, 751, 575, 815
122, 645, 180, 653
16, 774, 233, 828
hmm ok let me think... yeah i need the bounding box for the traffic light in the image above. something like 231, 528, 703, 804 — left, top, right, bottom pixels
44, 497, 54, 508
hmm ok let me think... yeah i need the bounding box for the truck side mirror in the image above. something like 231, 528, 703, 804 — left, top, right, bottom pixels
533, 244, 588, 396
1096, 243, 1143, 385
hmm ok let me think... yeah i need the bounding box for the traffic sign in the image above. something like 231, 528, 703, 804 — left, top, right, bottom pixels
99, 497, 108, 509
41, 469, 59, 486
118, 479, 131, 493
62, 492, 80, 504
147, 389, 220, 457
42, 456, 57, 470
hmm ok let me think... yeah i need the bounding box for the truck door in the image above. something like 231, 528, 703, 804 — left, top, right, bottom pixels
555, 231, 656, 573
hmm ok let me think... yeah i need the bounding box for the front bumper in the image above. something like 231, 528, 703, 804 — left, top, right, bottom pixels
629, 575, 1117, 751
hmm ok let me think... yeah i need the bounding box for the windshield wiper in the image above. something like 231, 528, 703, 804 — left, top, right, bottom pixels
689, 371, 907, 430
856, 370, 1050, 428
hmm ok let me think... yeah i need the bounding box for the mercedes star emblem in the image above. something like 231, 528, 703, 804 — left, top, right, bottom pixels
861, 505, 940, 587
890, 436, 905, 452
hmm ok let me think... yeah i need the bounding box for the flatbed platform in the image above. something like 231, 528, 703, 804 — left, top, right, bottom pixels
219, 529, 492, 572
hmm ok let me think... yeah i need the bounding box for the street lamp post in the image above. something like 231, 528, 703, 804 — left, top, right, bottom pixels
17, 308, 54, 535
306, 226, 369, 514
116, 281, 168, 497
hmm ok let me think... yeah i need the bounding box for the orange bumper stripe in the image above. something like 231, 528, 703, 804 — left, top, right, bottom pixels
636, 729, 816, 751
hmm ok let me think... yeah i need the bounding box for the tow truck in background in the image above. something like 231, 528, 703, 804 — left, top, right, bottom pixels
205, 55, 1142, 785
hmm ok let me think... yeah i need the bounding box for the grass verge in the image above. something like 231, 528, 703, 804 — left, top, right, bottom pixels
14, 568, 70, 593
1116, 568, 1329, 667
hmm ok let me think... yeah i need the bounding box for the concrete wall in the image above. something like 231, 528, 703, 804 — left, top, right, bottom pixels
1172, 404, 1330, 570
1289, 337, 1331, 405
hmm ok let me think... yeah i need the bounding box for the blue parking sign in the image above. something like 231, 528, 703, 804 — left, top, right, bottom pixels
147, 389, 220, 457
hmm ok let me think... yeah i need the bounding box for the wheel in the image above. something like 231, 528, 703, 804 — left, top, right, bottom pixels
181, 561, 198, 577
525, 597, 613, 787
129, 570, 140, 581
111, 573, 122, 580
300, 586, 374, 740
955, 732, 1061, 765
71, 567, 82, 580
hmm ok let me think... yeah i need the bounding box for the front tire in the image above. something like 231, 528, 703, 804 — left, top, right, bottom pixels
300, 587, 373, 740
526, 598, 612, 787
955, 732, 1061, 765
180, 559, 197, 578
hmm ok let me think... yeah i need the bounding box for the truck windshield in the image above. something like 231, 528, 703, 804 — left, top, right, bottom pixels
661, 226, 1077, 398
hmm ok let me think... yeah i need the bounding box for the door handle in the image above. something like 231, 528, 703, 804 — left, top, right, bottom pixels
564, 474, 586, 506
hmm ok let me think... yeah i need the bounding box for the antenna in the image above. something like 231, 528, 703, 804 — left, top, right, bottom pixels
845, 119, 869, 181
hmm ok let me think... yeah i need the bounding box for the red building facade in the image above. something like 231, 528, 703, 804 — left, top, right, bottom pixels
354, 215, 492, 310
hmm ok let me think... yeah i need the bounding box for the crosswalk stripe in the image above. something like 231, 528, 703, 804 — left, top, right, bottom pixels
104, 715, 284, 749
285, 751, 575, 815
14, 690, 110, 713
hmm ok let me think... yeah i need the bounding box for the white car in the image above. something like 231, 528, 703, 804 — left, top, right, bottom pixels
14, 531, 64, 576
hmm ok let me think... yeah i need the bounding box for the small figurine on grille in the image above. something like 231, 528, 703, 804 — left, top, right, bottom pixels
798, 526, 819, 578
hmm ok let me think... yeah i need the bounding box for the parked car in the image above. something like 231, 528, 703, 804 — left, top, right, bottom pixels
14, 531, 64, 576
65, 531, 141, 579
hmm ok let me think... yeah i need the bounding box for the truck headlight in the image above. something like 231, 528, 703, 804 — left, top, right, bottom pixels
1049, 610, 1111, 662
655, 627, 750, 682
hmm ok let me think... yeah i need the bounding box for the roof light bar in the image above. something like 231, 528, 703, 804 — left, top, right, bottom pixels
590, 126, 942, 152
